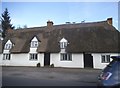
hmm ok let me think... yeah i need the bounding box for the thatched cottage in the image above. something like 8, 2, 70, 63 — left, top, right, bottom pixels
0, 18, 120, 69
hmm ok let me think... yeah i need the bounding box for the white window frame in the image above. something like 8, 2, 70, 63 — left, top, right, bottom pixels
5, 44, 12, 50
60, 42, 67, 49
31, 41, 38, 48
59, 38, 68, 49
29, 53, 38, 61
3, 54, 11, 60
60, 53, 72, 61
101, 55, 110, 63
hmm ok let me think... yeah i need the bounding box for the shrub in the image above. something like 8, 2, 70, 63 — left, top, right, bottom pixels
50, 64, 54, 68
37, 63, 41, 67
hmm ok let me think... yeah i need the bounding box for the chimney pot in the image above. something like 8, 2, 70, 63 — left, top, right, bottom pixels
47, 20, 53, 28
107, 18, 112, 25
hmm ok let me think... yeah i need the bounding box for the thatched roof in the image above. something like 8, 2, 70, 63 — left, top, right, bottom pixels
2, 20, 120, 53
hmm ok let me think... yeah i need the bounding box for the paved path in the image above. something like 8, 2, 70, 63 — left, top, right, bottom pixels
2, 67, 102, 86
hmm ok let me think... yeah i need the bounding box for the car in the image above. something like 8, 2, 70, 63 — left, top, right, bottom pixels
97, 56, 120, 88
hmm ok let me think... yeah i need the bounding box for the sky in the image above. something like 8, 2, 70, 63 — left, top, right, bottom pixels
1, 1, 119, 30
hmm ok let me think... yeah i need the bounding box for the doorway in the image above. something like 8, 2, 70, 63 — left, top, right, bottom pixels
44, 53, 50, 66
84, 53, 93, 68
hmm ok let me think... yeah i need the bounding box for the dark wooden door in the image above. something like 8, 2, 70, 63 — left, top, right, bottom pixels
84, 53, 93, 68
44, 53, 50, 66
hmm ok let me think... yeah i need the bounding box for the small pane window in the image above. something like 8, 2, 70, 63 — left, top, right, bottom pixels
106, 55, 110, 62
61, 53, 72, 61
29, 54, 38, 60
4, 40, 13, 50
101, 55, 110, 63
31, 41, 38, 48
60, 38, 68, 49
5, 44, 12, 50
102, 55, 105, 63
60, 42, 68, 49
3, 54, 11, 60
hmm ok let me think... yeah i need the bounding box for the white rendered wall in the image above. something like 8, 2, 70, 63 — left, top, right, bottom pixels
3, 50, 10, 53
2, 53, 11, 66
2, 53, 44, 67
92, 53, 120, 69
38, 53, 44, 67
29, 48, 37, 53
50, 53, 84, 68
2, 49, 10, 66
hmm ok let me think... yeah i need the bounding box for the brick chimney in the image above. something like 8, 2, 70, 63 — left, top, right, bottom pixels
107, 18, 112, 25
47, 20, 53, 28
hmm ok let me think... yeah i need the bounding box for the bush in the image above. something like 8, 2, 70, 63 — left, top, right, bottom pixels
37, 63, 41, 67
50, 64, 54, 68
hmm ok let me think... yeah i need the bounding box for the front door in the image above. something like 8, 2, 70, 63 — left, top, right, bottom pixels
44, 53, 50, 66
84, 53, 93, 68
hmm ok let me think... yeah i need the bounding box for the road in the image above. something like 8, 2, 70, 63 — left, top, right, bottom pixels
0, 66, 2, 88
2, 67, 102, 87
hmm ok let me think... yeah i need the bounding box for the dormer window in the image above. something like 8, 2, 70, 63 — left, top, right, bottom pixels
31, 41, 38, 48
5, 44, 12, 50
31, 37, 39, 48
59, 38, 68, 49
4, 40, 13, 50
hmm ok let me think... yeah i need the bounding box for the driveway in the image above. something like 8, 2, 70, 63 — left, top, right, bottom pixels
2, 67, 102, 86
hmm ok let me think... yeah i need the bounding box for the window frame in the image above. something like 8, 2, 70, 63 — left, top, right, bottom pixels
31, 41, 39, 48
4, 44, 12, 50
101, 55, 110, 63
60, 53, 72, 61
29, 53, 38, 61
60, 42, 68, 49
3, 53, 11, 60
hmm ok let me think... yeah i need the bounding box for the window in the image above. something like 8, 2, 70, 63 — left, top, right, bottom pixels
4, 40, 13, 50
29, 54, 38, 60
31, 41, 38, 48
60, 53, 72, 61
3, 54, 11, 60
60, 38, 68, 49
5, 44, 12, 50
60, 42, 68, 49
31, 37, 39, 48
101, 55, 110, 63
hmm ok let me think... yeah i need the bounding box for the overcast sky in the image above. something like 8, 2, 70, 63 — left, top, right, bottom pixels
1, 1, 119, 30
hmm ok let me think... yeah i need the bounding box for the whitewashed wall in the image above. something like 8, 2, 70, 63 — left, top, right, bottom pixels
2, 53, 44, 67
1, 52, 119, 68
92, 53, 120, 69
3, 50, 9, 53
38, 53, 44, 66
50, 53, 84, 68
2, 49, 10, 66
29, 48, 37, 53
